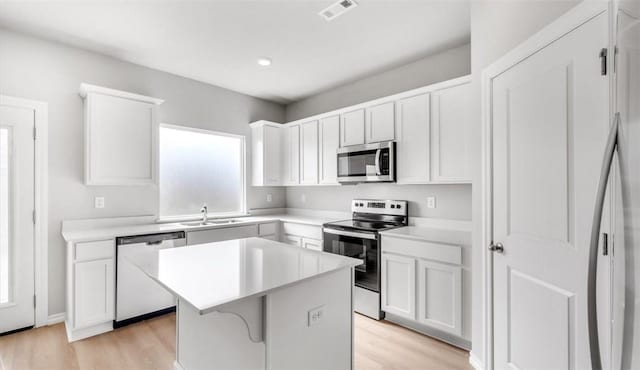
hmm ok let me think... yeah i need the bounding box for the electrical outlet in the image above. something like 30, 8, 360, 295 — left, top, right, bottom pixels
266, 193, 273, 203
308, 305, 325, 327
94, 196, 105, 209
427, 197, 436, 209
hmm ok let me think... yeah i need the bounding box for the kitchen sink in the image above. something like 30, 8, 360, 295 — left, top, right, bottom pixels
181, 219, 241, 227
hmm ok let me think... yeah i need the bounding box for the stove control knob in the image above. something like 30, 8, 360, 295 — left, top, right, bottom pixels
396, 204, 402, 208
390, 204, 395, 208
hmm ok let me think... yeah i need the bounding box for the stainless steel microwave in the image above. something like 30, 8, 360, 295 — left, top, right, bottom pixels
337, 141, 395, 183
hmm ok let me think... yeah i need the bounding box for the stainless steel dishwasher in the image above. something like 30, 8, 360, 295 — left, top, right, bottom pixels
115, 231, 186, 327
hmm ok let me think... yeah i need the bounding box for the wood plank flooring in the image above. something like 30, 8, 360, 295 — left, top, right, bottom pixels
0, 313, 471, 370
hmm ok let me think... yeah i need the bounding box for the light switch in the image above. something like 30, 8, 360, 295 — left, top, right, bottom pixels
95, 196, 105, 209
267, 193, 273, 203
308, 305, 325, 327
427, 197, 436, 209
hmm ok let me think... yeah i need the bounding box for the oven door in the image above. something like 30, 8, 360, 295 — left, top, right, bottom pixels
322, 228, 379, 292
337, 142, 395, 183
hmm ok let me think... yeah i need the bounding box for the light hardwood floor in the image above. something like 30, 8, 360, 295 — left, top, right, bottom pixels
0, 313, 471, 370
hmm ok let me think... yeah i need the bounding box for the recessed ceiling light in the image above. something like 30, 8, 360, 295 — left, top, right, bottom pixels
257, 58, 272, 67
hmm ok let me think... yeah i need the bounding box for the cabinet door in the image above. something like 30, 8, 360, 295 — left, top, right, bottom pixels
263, 126, 281, 185
319, 115, 340, 185
395, 93, 430, 184
381, 254, 416, 320
430, 83, 471, 183
366, 102, 395, 143
302, 237, 323, 251
282, 125, 300, 185
340, 109, 365, 147
300, 121, 319, 185
86, 93, 157, 185
417, 259, 462, 336
74, 258, 115, 328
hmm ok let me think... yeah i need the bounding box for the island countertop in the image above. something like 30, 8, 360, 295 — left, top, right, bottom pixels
132, 237, 361, 315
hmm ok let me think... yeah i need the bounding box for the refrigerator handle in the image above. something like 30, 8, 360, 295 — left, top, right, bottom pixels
588, 113, 620, 370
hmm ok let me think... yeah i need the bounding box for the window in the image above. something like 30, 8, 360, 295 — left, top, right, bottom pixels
159, 124, 246, 219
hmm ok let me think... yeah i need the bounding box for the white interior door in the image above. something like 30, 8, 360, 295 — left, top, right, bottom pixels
491, 12, 609, 370
0, 103, 35, 333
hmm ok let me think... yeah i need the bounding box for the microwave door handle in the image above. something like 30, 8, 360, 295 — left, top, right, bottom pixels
375, 149, 382, 175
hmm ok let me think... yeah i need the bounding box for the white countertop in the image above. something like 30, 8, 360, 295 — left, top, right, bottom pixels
61, 213, 343, 243
132, 237, 361, 314
380, 226, 471, 246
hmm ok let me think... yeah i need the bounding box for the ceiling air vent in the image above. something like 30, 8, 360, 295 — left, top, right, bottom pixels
319, 0, 358, 21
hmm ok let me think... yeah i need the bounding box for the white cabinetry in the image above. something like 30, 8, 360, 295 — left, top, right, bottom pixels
302, 237, 323, 251
80, 83, 163, 186
66, 238, 116, 341
381, 234, 464, 342
430, 83, 472, 182
417, 260, 462, 336
340, 109, 365, 147
319, 115, 340, 185
280, 222, 323, 250
366, 102, 395, 143
282, 125, 300, 186
381, 254, 416, 319
74, 258, 115, 328
300, 121, 319, 185
250, 121, 282, 186
395, 93, 430, 184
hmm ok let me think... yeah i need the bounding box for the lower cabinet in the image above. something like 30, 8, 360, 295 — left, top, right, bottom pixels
280, 222, 323, 251
381, 254, 416, 319
302, 237, 322, 251
74, 258, 115, 329
416, 259, 462, 336
282, 234, 302, 247
381, 236, 463, 340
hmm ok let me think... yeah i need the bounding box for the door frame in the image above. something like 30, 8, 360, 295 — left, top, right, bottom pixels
478, 2, 611, 369
0, 95, 49, 328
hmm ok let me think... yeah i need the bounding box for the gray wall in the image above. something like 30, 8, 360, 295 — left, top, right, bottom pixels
286, 43, 471, 122
469, 0, 581, 364
0, 29, 287, 316
284, 44, 473, 220
287, 184, 471, 220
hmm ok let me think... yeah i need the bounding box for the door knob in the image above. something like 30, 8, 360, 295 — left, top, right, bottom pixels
489, 242, 504, 253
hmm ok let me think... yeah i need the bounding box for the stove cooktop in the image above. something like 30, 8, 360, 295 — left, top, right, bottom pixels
323, 219, 403, 233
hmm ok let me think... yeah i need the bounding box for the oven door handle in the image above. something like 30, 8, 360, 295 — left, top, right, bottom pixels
375, 149, 382, 176
323, 228, 377, 240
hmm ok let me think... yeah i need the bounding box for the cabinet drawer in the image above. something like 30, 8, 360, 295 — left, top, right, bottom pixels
381, 236, 461, 265
258, 222, 278, 236
282, 234, 302, 247
281, 222, 322, 240
75, 240, 115, 262
302, 237, 323, 251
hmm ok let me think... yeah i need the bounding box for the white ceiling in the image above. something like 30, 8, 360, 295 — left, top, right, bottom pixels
0, 0, 470, 104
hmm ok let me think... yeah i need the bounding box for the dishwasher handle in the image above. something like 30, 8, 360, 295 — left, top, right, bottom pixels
116, 231, 186, 246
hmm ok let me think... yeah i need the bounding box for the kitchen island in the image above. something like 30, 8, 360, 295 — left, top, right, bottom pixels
132, 237, 360, 370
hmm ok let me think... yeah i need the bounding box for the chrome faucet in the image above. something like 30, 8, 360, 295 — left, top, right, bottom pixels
200, 204, 208, 224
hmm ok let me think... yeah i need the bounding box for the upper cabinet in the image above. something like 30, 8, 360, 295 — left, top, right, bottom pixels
250, 121, 282, 186
340, 109, 365, 147
366, 102, 395, 143
282, 125, 301, 186
319, 115, 340, 185
300, 121, 319, 185
395, 93, 430, 184
80, 83, 163, 186
249, 75, 471, 187
430, 82, 472, 183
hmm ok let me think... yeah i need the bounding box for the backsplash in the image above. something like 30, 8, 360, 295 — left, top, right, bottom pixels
285, 183, 471, 220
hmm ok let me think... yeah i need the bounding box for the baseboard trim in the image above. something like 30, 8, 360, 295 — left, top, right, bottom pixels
384, 313, 471, 350
47, 312, 65, 326
469, 351, 482, 370
173, 360, 185, 370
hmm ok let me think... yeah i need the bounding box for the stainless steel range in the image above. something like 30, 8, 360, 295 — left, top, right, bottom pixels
322, 199, 408, 320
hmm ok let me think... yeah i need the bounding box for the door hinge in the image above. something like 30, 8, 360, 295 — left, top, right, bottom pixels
32, 210, 36, 225
600, 48, 608, 76
33, 295, 36, 308
33, 126, 36, 140
602, 233, 609, 256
